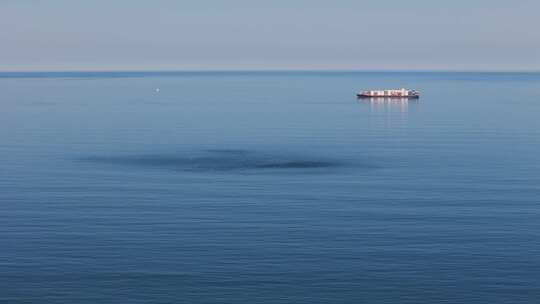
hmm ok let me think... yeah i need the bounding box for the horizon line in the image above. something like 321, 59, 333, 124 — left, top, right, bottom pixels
1, 68, 539, 74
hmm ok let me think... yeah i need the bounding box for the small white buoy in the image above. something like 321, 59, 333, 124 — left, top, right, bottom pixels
155, 88, 160, 92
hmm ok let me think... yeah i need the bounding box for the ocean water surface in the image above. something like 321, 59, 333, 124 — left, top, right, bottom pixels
1, 71, 539, 303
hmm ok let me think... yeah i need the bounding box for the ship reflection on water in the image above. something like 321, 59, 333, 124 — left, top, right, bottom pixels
358, 97, 418, 112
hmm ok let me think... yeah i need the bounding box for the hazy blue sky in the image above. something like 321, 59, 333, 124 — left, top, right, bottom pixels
1, 0, 539, 71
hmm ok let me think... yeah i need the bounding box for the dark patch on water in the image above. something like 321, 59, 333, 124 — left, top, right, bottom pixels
255, 160, 336, 169
81, 149, 368, 172
204, 149, 250, 155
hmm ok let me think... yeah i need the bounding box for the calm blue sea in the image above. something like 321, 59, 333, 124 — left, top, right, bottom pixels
1, 71, 539, 303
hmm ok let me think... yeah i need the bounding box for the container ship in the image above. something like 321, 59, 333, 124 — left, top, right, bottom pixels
357, 88, 419, 98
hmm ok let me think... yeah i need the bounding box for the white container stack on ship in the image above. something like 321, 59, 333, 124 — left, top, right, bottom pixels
357, 88, 419, 98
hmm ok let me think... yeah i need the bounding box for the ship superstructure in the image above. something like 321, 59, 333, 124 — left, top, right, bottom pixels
357, 88, 419, 98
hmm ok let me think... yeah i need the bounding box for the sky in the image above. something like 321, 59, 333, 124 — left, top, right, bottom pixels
1, 0, 539, 71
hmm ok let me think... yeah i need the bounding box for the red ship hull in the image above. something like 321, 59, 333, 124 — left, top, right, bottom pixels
357, 94, 419, 98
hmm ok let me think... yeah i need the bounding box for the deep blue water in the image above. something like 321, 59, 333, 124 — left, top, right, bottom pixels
1, 71, 539, 303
